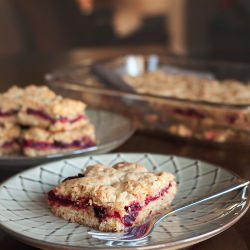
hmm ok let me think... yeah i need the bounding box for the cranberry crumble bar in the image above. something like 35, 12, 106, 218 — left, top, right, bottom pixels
18, 85, 87, 131
0, 123, 20, 156
48, 162, 177, 232
22, 123, 96, 157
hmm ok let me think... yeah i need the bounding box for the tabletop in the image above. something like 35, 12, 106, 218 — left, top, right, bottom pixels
0, 46, 249, 250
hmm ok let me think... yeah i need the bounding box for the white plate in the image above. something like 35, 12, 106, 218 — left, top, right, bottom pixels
0, 110, 134, 168
0, 153, 249, 250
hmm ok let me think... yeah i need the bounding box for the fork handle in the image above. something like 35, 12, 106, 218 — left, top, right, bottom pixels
154, 179, 250, 226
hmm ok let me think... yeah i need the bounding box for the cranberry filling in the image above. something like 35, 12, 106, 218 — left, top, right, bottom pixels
57, 116, 85, 124
48, 191, 107, 219
94, 206, 107, 219
22, 137, 95, 150
123, 203, 142, 226
145, 185, 171, 205
173, 108, 205, 119
226, 114, 238, 124
62, 173, 84, 183
26, 108, 86, 124
0, 109, 18, 117
0, 139, 18, 148
48, 190, 72, 207
48, 183, 172, 227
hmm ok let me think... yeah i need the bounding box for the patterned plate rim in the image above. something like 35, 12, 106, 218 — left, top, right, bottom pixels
0, 153, 249, 250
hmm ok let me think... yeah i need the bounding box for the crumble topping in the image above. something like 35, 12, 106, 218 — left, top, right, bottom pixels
0, 123, 20, 145
123, 71, 250, 104
21, 85, 86, 119
0, 86, 24, 113
24, 85, 56, 100
52, 162, 175, 213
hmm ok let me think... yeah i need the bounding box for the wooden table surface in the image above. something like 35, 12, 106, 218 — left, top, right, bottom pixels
0, 46, 249, 250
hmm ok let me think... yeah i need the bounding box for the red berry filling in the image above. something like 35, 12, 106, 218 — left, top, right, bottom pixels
93, 206, 107, 219
226, 114, 238, 124
123, 203, 142, 226
48, 191, 72, 207
62, 173, 84, 183
0, 139, 18, 148
0, 109, 18, 117
173, 108, 205, 119
23, 137, 95, 150
26, 108, 86, 124
48, 183, 172, 227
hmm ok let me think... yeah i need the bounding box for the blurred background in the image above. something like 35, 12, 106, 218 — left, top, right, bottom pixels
0, 0, 250, 62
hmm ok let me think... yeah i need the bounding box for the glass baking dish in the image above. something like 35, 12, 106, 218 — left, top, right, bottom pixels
46, 54, 250, 146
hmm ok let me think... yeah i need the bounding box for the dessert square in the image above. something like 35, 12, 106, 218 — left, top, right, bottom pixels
0, 123, 21, 156
22, 123, 96, 157
48, 162, 177, 232
0, 86, 24, 124
18, 85, 87, 131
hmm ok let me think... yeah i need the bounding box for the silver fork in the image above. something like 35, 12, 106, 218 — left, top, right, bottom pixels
88, 180, 249, 242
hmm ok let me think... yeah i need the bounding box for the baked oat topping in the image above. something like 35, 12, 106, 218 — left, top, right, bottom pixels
123, 71, 250, 104
48, 162, 177, 232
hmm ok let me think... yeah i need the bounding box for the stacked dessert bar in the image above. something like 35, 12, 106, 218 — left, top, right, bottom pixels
0, 85, 96, 156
